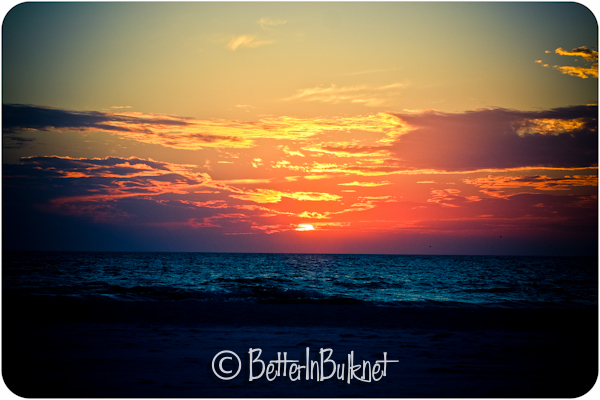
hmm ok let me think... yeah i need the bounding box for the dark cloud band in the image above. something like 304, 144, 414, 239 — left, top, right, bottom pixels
388, 105, 597, 171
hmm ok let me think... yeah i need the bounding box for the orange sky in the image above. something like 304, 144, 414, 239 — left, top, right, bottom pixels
2, 2, 598, 255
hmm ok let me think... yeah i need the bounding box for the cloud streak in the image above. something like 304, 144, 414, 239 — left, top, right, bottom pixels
227, 35, 273, 50
338, 181, 392, 187
257, 17, 286, 30
464, 175, 598, 199
229, 189, 342, 204
3, 104, 412, 151
284, 82, 407, 107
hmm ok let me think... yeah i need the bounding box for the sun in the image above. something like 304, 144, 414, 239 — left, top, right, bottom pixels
295, 224, 314, 231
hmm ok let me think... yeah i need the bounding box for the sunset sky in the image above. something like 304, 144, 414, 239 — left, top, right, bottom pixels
3, 2, 598, 255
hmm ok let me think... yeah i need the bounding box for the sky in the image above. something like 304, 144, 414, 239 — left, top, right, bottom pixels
2, 2, 598, 255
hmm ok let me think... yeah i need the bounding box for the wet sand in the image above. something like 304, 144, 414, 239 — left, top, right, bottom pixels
3, 297, 597, 397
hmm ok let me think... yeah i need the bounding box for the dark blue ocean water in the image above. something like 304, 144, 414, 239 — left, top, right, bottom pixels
3, 252, 597, 308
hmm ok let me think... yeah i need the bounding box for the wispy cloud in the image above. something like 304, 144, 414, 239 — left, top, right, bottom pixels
257, 17, 286, 30
338, 181, 392, 187
235, 104, 257, 113
284, 82, 407, 107
227, 35, 273, 50
304, 143, 393, 158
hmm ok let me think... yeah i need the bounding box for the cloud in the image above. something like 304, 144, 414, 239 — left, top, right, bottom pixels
227, 35, 273, 50
3, 135, 35, 149
280, 145, 305, 157
212, 178, 272, 185
180, 200, 229, 209
553, 65, 598, 79
303, 143, 393, 158
251, 224, 291, 234
7, 155, 350, 229
267, 105, 595, 176
516, 117, 587, 136
294, 195, 399, 222
2, 156, 215, 222
5, 104, 597, 176
3, 105, 411, 150
2, 104, 252, 150
298, 211, 330, 219
338, 181, 392, 187
427, 189, 462, 207
555, 46, 598, 61
257, 17, 286, 30
229, 188, 342, 204
159, 213, 252, 230
284, 82, 407, 107
15, 155, 206, 181
234, 204, 295, 217
6, 151, 596, 246
235, 104, 256, 113
358, 196, 397, 201
464, 174, 598, 199
387, 105, 597, 171
538, 46, 598, 79
3, 104, 188, 134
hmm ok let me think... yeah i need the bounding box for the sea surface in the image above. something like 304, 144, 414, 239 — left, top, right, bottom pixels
3, 251, 597, 309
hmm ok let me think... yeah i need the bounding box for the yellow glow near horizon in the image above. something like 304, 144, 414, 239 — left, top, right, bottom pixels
295, 224, 315, 231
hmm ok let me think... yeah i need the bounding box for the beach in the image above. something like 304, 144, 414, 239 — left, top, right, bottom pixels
4, 296, 597, 397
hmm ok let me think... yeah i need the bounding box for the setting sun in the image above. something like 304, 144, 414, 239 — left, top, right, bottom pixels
295, 224, 315, 232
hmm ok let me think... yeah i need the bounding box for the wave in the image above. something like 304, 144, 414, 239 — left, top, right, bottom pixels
4, 286, 595, 310
2, 284, 362, 304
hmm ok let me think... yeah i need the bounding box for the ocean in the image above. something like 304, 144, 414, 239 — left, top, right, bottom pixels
3, 251, 598, 397
4, 251, 597, 308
